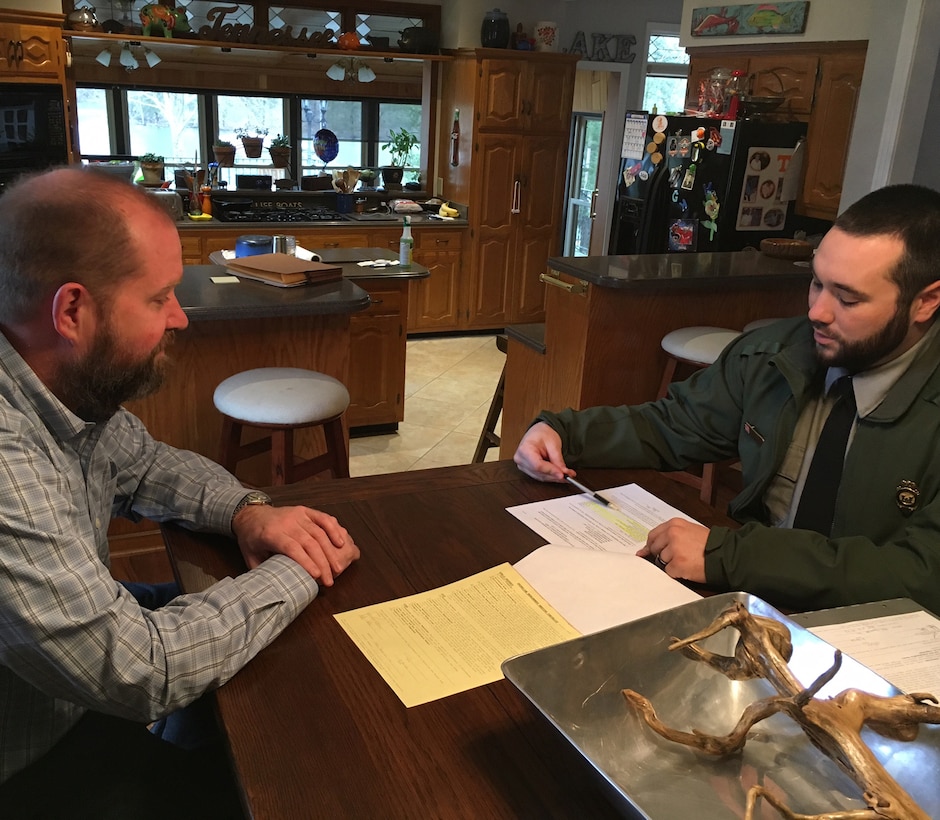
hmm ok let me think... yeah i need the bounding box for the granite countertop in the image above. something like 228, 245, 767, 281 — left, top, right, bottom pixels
177, 213, 468, 229
179, 265, 372, 322
207, 247, 431, 282
547, 251, 813, 290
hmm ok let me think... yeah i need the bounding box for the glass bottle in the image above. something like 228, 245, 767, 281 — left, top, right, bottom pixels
399, 216, 413, 267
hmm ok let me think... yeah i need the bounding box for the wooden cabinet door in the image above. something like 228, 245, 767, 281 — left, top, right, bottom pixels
800, 51, 866, 220
467, 134, 520, 326
477, 58, 526, 130
347, 283, 405, 427
409, 229, 462, 332
16, 24, 60, 78
512, 134, 567, 322
685, 55, 750, 112
749, 54, 818, 115
0, 23, 62, 80
526, 60, 575, 133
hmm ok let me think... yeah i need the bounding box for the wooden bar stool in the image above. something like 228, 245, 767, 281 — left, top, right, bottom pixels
214, 367, 350, 485
658, 326, 741, 504
472, 334, 508, 463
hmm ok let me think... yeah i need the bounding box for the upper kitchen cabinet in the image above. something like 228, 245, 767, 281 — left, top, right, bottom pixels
686, 42, 867, 221
477, 56, 575, 133
800, 50, 867, 220
439, 49, 578, 330
0, 10, 67, 82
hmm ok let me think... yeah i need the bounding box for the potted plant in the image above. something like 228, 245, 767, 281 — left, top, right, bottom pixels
235, 127, 267, 158
359, 168, 376, 189
268, 134, 292, 168
380, 127, 418, 188
138, 152, 164, 184
213, 139, 236, 167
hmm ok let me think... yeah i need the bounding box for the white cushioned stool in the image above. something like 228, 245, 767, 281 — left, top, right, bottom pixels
214, 367, 350, 485
657, 326, 742, 504
743, 317, 782, 333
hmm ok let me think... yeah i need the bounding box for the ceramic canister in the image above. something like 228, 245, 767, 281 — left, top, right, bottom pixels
481, 9, 510, 48
534, 21, 558, 52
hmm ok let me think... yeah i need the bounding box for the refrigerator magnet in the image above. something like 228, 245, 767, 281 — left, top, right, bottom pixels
668, 220, 698, 252
652, 114, 668, 133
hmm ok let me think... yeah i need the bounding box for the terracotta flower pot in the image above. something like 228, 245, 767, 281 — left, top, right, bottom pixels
213, 146, 236, 167
269, 146, 291, 168
139, 161, 164, 184
241, 137, 264, 158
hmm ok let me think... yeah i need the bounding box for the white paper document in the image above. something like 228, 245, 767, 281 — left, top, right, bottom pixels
506, 483, 699, 553
810, 611, 940, 696
515, 545, 700, 635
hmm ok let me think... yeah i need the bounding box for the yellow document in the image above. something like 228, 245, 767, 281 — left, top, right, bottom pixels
334, 564, 580, 708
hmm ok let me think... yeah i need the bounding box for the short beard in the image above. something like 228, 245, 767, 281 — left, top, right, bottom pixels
57, 328, 174, 423
813, 302, 911, 373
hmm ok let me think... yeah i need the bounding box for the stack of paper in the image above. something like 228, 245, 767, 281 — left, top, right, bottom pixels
335, 484, 701, 707
225, 253, 342, 287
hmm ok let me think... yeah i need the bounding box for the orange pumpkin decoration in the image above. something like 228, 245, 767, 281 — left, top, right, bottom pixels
337, 31, 361, 50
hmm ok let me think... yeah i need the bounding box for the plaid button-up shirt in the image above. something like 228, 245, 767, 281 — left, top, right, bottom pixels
0, 333, 317, 782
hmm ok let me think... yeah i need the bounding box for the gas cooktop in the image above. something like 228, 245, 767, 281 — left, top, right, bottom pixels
214, 207, 344, 223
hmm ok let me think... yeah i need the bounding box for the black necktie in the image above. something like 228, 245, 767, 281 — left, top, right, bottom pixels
793, 376, 857, 535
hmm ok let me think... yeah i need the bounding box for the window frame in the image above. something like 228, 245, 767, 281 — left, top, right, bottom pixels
639, 23, 690, 114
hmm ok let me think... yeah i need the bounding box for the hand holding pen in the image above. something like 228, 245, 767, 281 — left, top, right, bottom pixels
564, 475, 627, 516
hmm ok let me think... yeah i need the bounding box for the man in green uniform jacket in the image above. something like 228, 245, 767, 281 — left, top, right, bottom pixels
514, 184, 940, 614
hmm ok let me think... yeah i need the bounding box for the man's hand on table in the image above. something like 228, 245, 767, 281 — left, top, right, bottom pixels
637, 518, 709, 584
514, 422, 573, 482
233, 505, 360, 587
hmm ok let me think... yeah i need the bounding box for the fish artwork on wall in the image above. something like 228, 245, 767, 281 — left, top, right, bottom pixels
690, 3, 810, 37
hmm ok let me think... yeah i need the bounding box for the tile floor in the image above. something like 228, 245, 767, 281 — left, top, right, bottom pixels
349, 333, 505, 476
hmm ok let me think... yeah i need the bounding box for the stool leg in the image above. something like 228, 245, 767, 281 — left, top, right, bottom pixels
700, 463, 717, 505
657, 357, 679, 400
271, 428, 290, 486
472, 363, 505, 464
218, 417, 243, 474
323, 417, 350, 478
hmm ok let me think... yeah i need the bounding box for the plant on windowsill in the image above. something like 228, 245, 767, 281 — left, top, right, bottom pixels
268, 134, 292, 168
235, 127, 268, 158
212, 140, 236, 167
380, 127, 418, 189
138, 152, 165, 184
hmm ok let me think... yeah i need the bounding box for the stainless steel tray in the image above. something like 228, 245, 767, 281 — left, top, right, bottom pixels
501, 592, 940, 819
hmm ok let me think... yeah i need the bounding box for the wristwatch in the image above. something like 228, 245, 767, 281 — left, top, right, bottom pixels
231, 490, 272, 530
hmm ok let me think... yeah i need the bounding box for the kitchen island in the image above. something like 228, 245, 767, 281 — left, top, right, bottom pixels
112, 254, 427, 554
500, 250, 813, 456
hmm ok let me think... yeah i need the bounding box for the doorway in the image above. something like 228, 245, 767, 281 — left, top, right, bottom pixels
562, 113, 603, 256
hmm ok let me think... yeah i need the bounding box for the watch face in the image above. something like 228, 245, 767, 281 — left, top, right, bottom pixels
245, 491, 271, 504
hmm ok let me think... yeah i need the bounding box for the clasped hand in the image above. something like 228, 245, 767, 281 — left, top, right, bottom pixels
514, 421, 708, 583
232, 504, 360, 587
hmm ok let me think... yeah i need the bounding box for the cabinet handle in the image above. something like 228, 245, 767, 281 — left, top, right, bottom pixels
435, 238, 449, 246
323, 241, 340, 248
370, 297, 384, 305
511, 179, 521, 214
17, 40, 24, 63
539, 272, 587, 294
7, 39, 16, 64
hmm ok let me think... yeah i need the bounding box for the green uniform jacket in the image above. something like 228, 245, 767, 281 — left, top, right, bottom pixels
537, 316, 940, 614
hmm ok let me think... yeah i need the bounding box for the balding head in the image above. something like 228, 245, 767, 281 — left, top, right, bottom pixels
0, 166, 174, 326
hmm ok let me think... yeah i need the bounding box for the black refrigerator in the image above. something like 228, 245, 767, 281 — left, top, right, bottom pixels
609, 112, 807, 255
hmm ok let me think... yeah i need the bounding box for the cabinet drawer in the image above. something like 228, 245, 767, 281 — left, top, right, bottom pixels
356, 286, 403, 316
415, 229, 464, 251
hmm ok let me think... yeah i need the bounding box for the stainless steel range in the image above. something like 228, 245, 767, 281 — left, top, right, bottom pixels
212, 192, 346, 223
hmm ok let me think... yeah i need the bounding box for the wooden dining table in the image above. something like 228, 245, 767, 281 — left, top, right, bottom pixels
160, 460, 736, 819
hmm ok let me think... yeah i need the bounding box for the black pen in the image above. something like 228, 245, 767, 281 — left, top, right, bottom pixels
564, 475, 626, 515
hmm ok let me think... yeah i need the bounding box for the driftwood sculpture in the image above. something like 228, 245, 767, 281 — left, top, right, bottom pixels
622, 602, 940, 819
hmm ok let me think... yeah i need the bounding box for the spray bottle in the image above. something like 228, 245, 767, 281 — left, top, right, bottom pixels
399, 215, 413, 267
